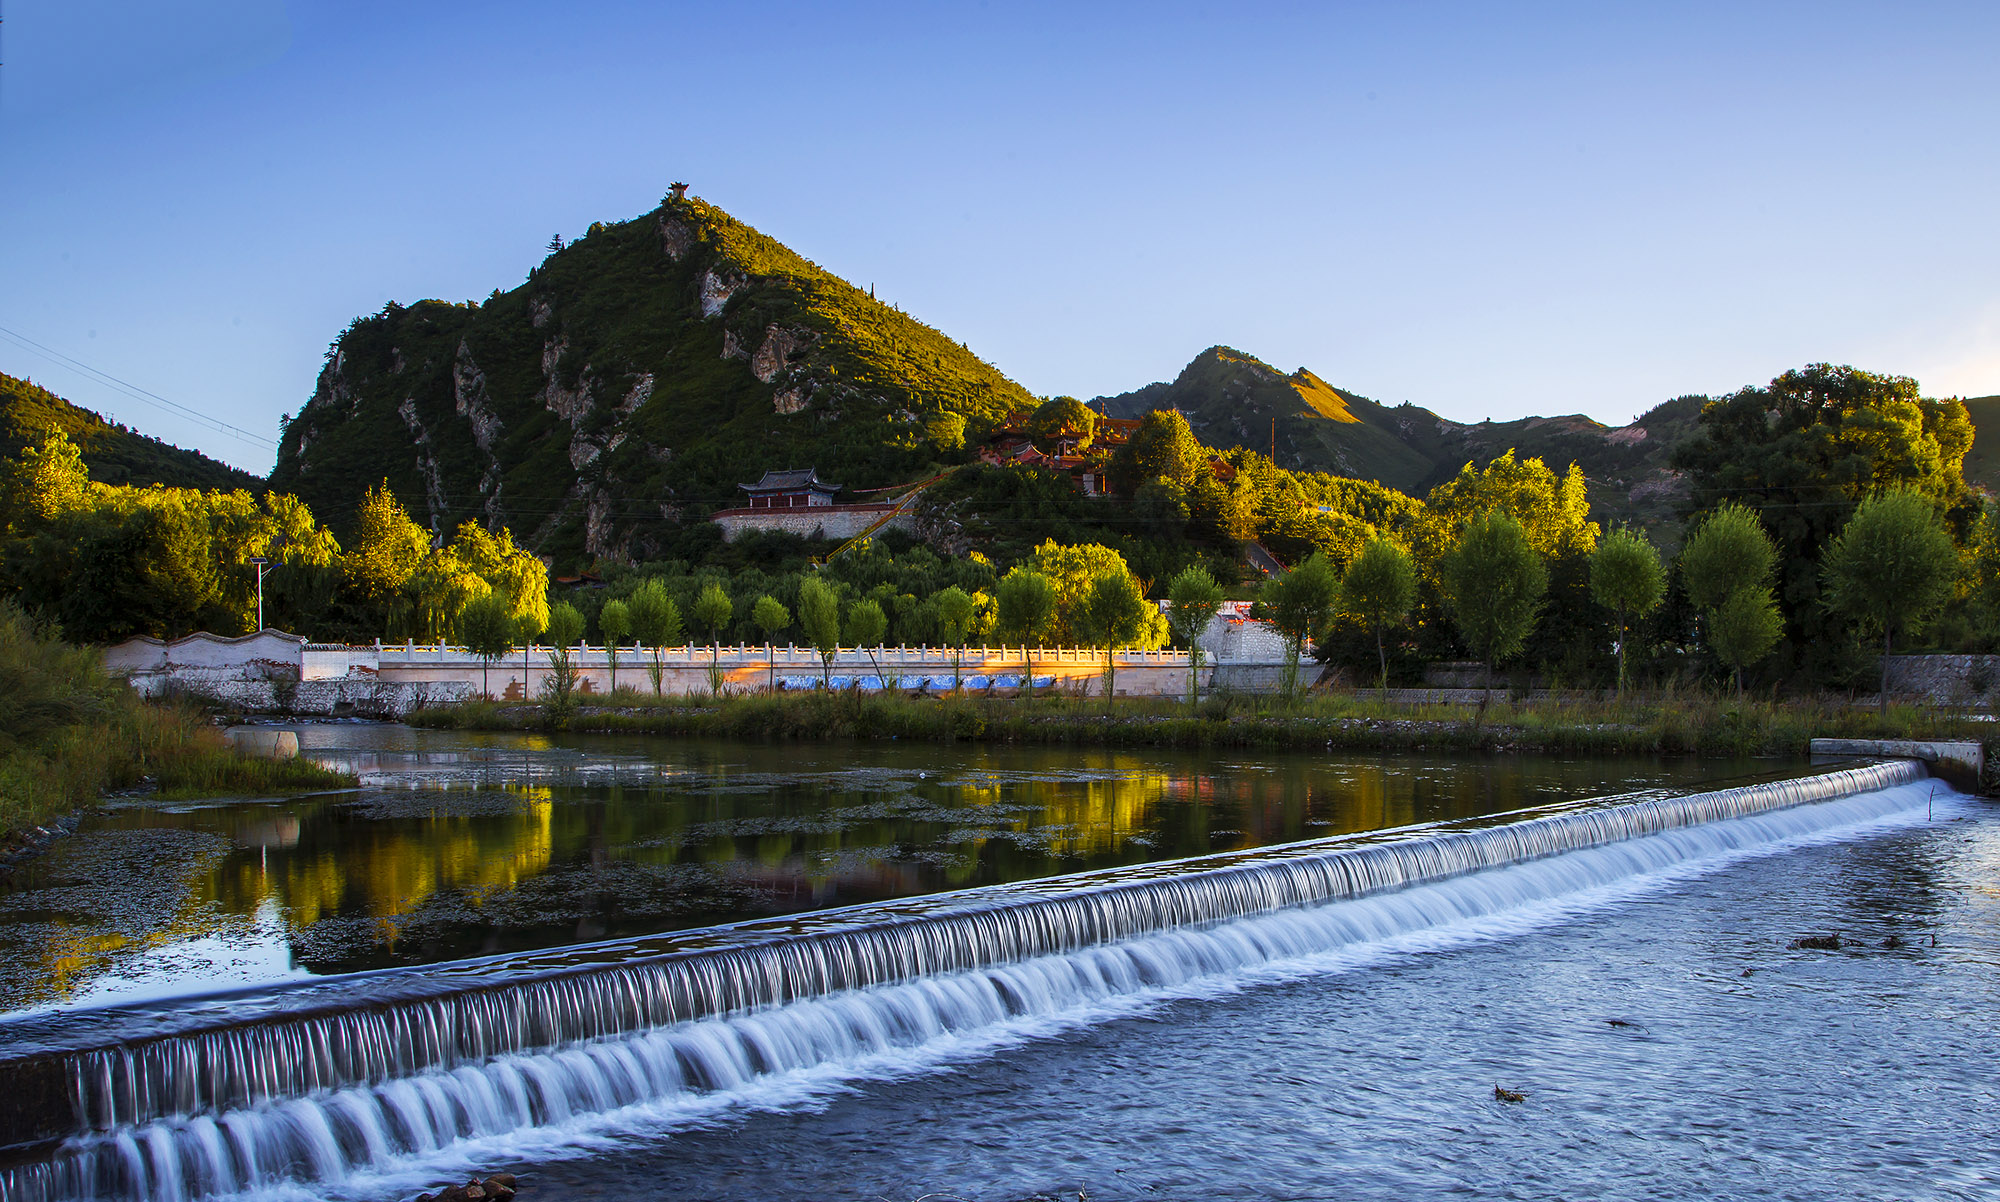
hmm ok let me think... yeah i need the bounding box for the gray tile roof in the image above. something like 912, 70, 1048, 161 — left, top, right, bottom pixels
741, 468, 838, 492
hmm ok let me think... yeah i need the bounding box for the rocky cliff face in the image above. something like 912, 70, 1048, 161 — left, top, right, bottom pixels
270, 195, 1035, 564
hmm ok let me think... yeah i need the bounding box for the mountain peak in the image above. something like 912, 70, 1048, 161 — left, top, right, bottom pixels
271, 194, 1036, 562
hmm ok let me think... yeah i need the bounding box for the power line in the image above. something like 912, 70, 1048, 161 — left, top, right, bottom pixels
0, 323, 277, 449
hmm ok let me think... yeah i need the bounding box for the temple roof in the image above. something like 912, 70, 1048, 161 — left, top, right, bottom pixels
741, 468, 839, 492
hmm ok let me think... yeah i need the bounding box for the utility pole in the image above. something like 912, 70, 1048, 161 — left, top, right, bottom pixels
249, 556, 270, 630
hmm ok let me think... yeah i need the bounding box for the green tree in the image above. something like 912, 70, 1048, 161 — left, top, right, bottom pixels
843, 597, 889, 687
598, 598, 631, 694
1680, 504, 1778, 613
1257, 553, 1341, 701
460, 592, 516, 699
1589, 528, 1667, 696
341, 482, 428, 622
1341, 537, 1417, 690
1439, 512, 1548, 692
515, 604, 547, 703
995, 566, 1057, 694
751, 594, 792, 692
932, 584, 978, 690
1165, 564, 1225, 704
1970, 509, 2000, 649
1111, 409, 1205, 495
1027, 397, 1096, 454
797, 577, 841, 689
1671, 363, 1979, 676
1709, 586, 1784, 692
691, 580, 733, 694
3, 428, 90, 529
542, 601, 586, 709
925, 411, 967, 454
628, 580, 682, 695
1425, 450, 1599, 560
1680, 504, 1782, 691
1821, 489, 1960, 713
1025, 540, 1167, 647
1075, 570, 1152, 705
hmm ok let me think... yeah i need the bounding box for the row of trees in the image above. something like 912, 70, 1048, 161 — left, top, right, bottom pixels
471, 539, 1175, 701
0, 431, 549, 645
1261, 483, 1980, 708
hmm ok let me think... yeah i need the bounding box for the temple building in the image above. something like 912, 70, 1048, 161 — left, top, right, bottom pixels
737, 468, 839, 510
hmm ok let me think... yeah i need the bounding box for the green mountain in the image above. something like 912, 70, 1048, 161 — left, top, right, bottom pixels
270, 193, 1037, 560
1094, 346, 1705, 527
0, 371, 263, 492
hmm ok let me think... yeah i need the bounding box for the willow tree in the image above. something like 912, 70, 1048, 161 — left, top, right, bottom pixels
1439, 512, 1547, 694
460, 592, 515, 699
933, 585, 978, 691
798, 577, 841, 689
691, 581, 733, 695
1821, 490, 1959, 713
1076, 570, 1151, 706
1680, 504, 1782, 692
843, 597, 890, 688
1340, 537, 1416, 691
628, 580, 682, 696
995, 567, 1056, 695
1257, 553, 1340, 702
752, 594, 791, 691
542, 602, 586, 708
598, 599, 631, 694
1589, 528, 1667, 696
1165, 564, 1224, 704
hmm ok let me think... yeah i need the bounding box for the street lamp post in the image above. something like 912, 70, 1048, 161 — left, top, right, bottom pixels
248, 555, 270, 631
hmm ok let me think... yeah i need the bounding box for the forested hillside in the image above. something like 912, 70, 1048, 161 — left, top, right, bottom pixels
1093, 347, 1703, 530
0, 372, 261, 492
270, 193, 1036, 562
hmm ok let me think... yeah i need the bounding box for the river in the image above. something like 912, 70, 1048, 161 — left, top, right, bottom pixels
0, 729, 1990, 1201
0, 724, 1780, 1016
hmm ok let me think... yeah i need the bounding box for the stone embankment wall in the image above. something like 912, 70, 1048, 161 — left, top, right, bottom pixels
126, 670, 475, 718
710, 504, 915, 543
1883, 655, 2000, 708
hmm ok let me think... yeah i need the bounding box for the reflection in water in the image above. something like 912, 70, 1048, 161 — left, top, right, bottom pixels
0, 724, 1790, 1015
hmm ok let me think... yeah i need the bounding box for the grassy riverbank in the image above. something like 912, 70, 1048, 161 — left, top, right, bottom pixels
0, 607, 354, 841
409, 686, 1997, 779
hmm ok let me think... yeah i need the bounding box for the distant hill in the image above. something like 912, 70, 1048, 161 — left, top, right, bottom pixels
0, 371, 263, 492
270, 193, 1037, 560
1094, 346, 1703, 528
1962, 395, 2000, 499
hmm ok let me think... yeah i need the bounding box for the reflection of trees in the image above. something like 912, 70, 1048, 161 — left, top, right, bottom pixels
0, 738, 1777, 1009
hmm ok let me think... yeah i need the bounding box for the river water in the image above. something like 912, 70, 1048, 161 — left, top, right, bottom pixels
522, 790, 1998, 1202
0, 725, 1778, 1016
1, 731, 1991, 1202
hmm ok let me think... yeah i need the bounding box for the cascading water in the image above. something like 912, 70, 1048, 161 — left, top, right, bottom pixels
0, 761, 1934, 1202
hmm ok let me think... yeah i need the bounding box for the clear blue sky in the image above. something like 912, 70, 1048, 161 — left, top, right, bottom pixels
4, 1, 1997, 474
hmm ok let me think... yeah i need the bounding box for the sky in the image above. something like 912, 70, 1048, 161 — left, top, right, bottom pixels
3, 0, 1998, 475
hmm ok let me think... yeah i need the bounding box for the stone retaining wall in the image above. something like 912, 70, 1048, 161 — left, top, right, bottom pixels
127, 671, 475, 718
1882, 655, 2000, 707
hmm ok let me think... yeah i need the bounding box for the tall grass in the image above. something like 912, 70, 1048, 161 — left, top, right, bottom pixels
0, 605, 353, 837
406, 682, 1996, 771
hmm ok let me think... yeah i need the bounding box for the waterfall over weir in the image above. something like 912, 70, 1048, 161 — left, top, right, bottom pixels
0, 760, 1929, 1202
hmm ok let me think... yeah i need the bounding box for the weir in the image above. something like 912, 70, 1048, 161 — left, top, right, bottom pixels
0, 759, 1928, 1202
